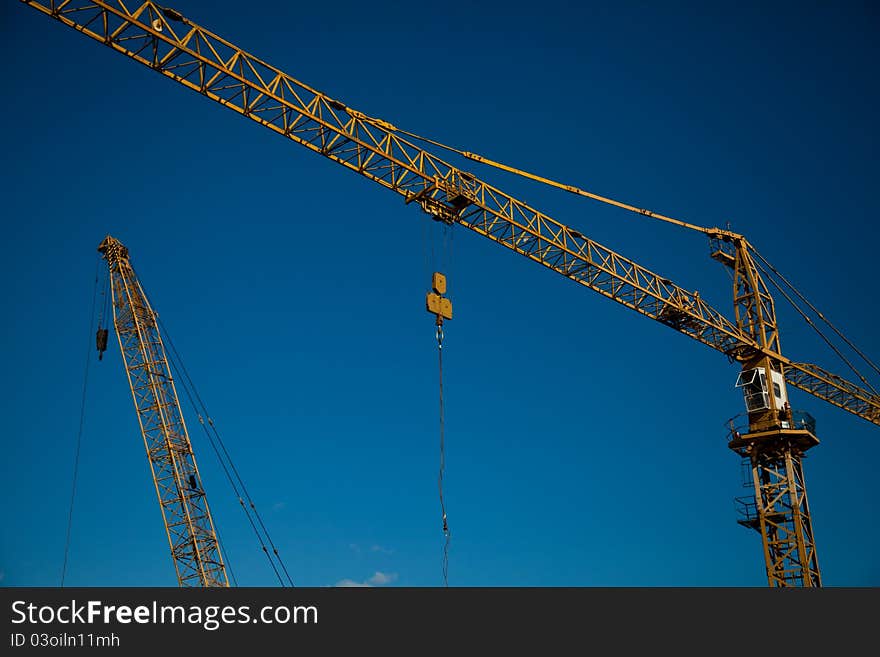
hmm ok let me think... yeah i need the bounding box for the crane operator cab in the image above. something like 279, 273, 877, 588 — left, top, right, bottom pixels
735, 366, 793, 428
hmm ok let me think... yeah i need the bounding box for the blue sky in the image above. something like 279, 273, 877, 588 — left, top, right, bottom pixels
1, 0, 877, 587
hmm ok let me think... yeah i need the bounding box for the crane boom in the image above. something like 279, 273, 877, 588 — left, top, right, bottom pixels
21, 0, 880, 427
99, 235, 228, 587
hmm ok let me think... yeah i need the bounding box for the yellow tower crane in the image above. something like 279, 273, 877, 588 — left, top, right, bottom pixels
22, 1, 880, 587
98, 235, 229, 587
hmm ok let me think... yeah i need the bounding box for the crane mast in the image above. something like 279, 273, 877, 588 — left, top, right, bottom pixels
715, 237, 821, 586
23, 1, 880, 587
99, 235, 228, 587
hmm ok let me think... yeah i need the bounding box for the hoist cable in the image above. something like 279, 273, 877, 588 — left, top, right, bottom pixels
163, 334, 283, 587
214, 531, 239, 588
158, 317, 295, 587
161, 326, 286, 586
62, 258, 100, 586
421, 218, 430, 292
160, 341, 260, 585
754, 261, 878, 396
437, 323, 450, 587
160, 356, 242, 587
751, 247, 880, 381
99, 266, 111, 332
441, 222, 453, 275
210, 422, 295, 587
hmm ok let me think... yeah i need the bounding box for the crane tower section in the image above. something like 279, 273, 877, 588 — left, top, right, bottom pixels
718, 237, 821, 587
99, 235, 228, 587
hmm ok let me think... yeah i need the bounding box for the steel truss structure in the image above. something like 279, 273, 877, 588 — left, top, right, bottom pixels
731, 430, 821, 587
23, 1, 880, 586
100, 235, 228, 587
21, 0, 879, 426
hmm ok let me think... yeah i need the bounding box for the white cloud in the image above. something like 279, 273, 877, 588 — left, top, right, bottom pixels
370, 545, 393, 555
334, 571, 398, 587
368, 571, 398, 586
272, 502, 286, 511
335, 578, 370, 588
348, 543, 361, 554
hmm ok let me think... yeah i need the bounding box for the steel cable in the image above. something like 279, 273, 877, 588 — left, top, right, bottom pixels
158, 317, 294, 586
437, 323, 450, 587
752, 247, 880, 381
62, 258, 100, 586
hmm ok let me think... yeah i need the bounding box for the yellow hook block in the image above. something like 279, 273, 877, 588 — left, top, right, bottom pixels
426, 272, 453, 321
439, 297, 452, 320
426, 292, 441, 314
426, 293, 453, 320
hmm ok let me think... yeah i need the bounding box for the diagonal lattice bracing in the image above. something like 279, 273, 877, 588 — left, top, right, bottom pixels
100, 235, 228, 587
